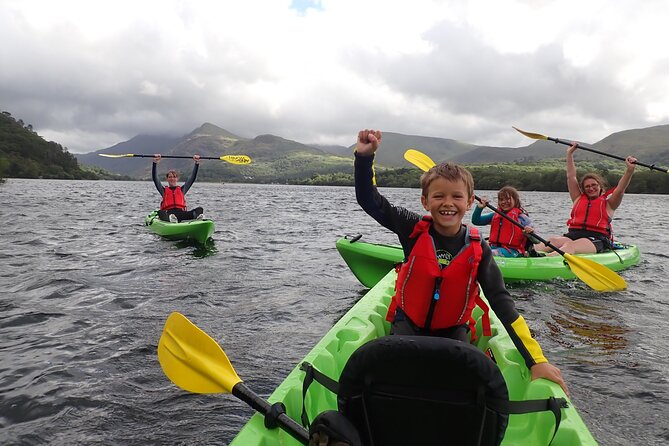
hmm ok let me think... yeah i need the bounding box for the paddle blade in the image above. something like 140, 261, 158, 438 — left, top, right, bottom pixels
158, 312, 242, 394
512, 127, 549, 141
220, 155, 252, 164
98, 153, 135, 158
404, 149, 436, 172
563, 254, 627, 292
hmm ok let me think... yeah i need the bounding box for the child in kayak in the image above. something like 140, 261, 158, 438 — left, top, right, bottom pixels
152, 154, 204, 222
354, 129, 567, 394
472, 186, 535, 257
535, 142, 636, 255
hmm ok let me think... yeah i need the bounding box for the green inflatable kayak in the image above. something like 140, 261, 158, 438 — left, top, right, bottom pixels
336, 234, 640, 288
230, 269, 597, 445
144, 211, 214, 244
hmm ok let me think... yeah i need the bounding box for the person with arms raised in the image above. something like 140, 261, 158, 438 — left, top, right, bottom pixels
535, 142, 636, 255
152, 154, 204, 223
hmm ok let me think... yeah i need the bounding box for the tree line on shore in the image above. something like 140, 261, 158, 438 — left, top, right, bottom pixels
299, 165, 669, 194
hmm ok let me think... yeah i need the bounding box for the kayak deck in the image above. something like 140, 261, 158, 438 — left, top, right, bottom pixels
144, 211, 215, 244
336, 235, 640, 288
230, 270, 597, 445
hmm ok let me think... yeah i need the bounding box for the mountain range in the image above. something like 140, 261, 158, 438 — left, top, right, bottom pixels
75, 122, 669, 181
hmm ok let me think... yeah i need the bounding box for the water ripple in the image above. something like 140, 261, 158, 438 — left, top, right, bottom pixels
0, 181, 667, 445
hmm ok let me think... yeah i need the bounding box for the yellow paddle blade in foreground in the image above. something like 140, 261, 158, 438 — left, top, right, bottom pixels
158, 312, 242, 394
563, 253, 627, 291
404, 149, 436, 172
220, 154, 251, 164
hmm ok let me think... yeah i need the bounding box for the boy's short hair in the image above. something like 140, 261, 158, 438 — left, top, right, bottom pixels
420, 162, 474, 197
166, 169, 179, 179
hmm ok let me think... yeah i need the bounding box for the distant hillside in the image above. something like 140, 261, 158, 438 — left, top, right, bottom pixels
74, 122, 669, 185
311, 143, 350, 157
196, 133, 354, 183
450, 140, 557, 164
77, 127, 495, 180
0, 111, 98, 179
592, 125, 669, 162
452, 126, 669, 166
360, 131, 477, 166
76, 123, 358, 183
75, 134, 183, 177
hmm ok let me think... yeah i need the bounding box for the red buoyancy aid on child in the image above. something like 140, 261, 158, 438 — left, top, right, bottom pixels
489, 208, 527, 254
160, 186, 187, 211
387, 217, 491, 338
567, 190, 614, 238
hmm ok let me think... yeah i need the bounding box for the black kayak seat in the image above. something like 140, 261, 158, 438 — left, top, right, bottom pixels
301, 335, 566, 446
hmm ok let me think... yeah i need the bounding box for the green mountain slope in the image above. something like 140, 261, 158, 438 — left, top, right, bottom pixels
0, 112, 97, 179
593, 125, 669, 161
73, 121, 669, 189
358, 132, 476, 166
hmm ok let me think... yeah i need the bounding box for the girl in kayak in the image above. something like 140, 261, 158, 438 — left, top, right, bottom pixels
152, 154, 204, 222
354, 129, 567, 394
534, 142, 636, 255
471, 186, 535, 257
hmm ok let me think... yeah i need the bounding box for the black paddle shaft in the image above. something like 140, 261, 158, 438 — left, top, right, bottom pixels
133, 154, 226, 160
232, 383, 309, 444
474, 196, 566, 256
547, 136, 668, 173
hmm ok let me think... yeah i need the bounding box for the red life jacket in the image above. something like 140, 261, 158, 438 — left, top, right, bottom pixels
567, 190, 613, 238
387, 217, 491, 338
160, 186, 187, 211
489, 207, 527, 254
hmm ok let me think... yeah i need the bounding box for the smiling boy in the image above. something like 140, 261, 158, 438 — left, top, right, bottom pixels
354, 128, 567, 393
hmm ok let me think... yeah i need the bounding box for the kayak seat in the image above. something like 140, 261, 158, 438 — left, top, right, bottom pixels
302, 335, 567, 446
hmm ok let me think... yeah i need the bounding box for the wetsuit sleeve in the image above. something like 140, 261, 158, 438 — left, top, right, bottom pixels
519, 213, 540, 243
152, 163, 164, 196
471, 207, 493, 225
354, 152, 420, 249
181, 163, 199, 194
518, 213, 532, 227
477, 241, 548, 368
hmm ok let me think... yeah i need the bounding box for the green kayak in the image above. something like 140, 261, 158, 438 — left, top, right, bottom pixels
336, 235, 640, 288
144, 211, 214, 244
230, 269, 597, 445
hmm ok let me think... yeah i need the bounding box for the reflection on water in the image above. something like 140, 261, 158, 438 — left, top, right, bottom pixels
174, 238, 219, 258
548, 296, 630, 355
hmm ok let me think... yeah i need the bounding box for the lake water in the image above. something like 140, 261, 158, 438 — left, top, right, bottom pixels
1, 179, 667, 445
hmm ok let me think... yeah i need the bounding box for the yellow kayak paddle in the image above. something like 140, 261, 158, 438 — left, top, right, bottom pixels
99, 153, 252, 164
157, 312, 309, 443
513, 126, 668, 174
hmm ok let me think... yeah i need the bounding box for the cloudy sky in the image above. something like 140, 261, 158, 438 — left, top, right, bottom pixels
2, 0, 669, 154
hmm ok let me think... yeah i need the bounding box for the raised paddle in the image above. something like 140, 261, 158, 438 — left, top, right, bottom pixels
403, 149, 627, 292
157, 312, 310, 444
99, 153, 252, 164
474, 197, 626, 292
513, 126, 669, 174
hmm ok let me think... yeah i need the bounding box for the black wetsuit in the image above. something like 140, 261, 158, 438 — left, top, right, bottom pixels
354, 152, 547, 368
152, 162, 203, 222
